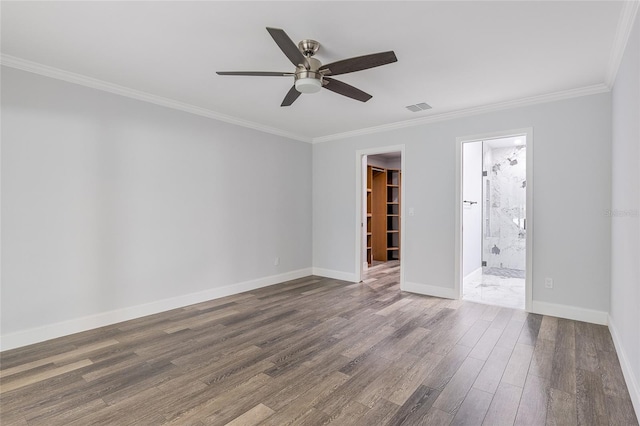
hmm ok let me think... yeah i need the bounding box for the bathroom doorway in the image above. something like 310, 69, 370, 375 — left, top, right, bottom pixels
460, 134, 529, 309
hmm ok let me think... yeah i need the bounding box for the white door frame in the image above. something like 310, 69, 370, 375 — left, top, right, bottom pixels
454, 128, 533, 311
354, 145, 406, 285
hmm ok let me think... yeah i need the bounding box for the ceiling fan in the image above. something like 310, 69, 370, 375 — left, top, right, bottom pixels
216, 27, 397, 107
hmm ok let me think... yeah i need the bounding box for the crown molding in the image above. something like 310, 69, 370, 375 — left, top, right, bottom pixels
312, 83, 610, 143
1, 23, 627, 147
0, 54, 312, 144
605, 0, 639, 88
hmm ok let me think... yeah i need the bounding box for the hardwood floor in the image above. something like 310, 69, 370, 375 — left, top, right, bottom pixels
1, 263, 637, 425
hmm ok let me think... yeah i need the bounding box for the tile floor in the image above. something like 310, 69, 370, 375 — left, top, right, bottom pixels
463, 267, 525, 309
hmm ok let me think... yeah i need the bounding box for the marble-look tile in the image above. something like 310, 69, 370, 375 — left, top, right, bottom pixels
463, 268, 525, 310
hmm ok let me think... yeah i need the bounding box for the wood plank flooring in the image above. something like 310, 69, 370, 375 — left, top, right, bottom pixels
1, 262, 637, 425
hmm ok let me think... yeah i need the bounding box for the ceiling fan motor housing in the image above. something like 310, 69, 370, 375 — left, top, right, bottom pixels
294, 57, 322, 94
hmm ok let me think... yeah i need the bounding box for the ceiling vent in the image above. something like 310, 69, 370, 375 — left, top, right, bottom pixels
406, 102, 432, 112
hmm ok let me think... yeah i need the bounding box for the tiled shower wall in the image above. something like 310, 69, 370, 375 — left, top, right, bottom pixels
483, 145, 526, 270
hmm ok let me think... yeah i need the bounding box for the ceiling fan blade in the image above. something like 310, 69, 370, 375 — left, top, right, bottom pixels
281, 85, 301, 107
216, 71, 293, 76
266, 27, 308, 69
323, 77, 372, 102
320, 51, 397, 76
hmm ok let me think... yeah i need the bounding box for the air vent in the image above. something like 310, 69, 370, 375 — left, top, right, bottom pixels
405, 102, 432, 112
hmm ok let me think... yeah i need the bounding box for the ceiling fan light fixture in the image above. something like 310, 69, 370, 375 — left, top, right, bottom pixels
217, 27, 397, 106
295, 77, 322, 94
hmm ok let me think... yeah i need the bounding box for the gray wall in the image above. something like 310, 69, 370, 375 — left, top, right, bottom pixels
1, 67, 312, 336
610, 12, 640, 412
313, 92, 612, 314
0, 56, 623, 361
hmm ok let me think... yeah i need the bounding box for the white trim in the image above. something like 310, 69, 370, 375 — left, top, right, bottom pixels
402, 281, 456, 300
354, 145, 406, 286
312, 85, 608, 143
311, 267, 357, 283
0, 54, 311, 144
455, 128, 534, 312
605, 1, 640, 88
609, 315, 640, 418
531, 301, 608, 325
463, 267, 483, 281
0, 268, 312, 351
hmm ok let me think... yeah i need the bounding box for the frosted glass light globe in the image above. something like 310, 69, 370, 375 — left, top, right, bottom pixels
295, 78, 322, 94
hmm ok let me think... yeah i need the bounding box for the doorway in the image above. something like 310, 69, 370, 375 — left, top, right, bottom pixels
458, 132, 532, 310
355, 146, 405, 285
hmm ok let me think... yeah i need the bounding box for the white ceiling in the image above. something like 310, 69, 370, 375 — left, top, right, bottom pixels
1, 1, 633, 142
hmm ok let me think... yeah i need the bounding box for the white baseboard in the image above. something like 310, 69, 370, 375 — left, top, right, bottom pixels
311, 267, 357, 282
0, 268, 312, 351
531, 300, 608, 325
402, 281, 456, 299
608, 316, 640, 418
463, 267, 483, 280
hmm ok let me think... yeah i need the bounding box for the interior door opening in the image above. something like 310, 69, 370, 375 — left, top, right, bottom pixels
361, 152, 402, 281
461, 136, 527, 309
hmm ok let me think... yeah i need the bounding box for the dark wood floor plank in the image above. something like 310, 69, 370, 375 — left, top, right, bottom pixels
450, 387, 492, 426
1, 359, 93, 393
517, 313, 542, 347
574, 321, 598, 372
315, 355, 390, 416
0, 410, 28, 426
422, 344, 473, 391
0, 339, 119, 380
1, 265, 637, 425
420, 407, 455, 426
340, 325, 396, 359
431, 356, 485, 414
547, 387, 577, 426
537, 316, 558, 342
457, 319, 491, 349
386, 352, 443, 406
549, 320, 576, 395
605, 394, 639, 425
353, 398, 399, 426
473, 345, 513, 394
259, 359, 348, 414
576, 368, 608, 426
175, 372, 273, 424
514, 374, 549, 426
501, 343, 534, 388
480, 305, 501, 322
598, 348, 631, 398
495, 318, 526, 350
467, 327, 504, 361
482, 382, 522, 426
528, 334, 556, 380
355, 361, 409, 408
323, 400, 369, 425
489, 307, 516, 332
225, 403, 275, 426
385, 384, 441, 426
27, 398, 107, 426
260, 371, 349, 425
590, 323, 616, 352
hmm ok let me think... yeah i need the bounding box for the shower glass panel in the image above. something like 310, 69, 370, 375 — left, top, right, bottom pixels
482, 143, 526, 273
